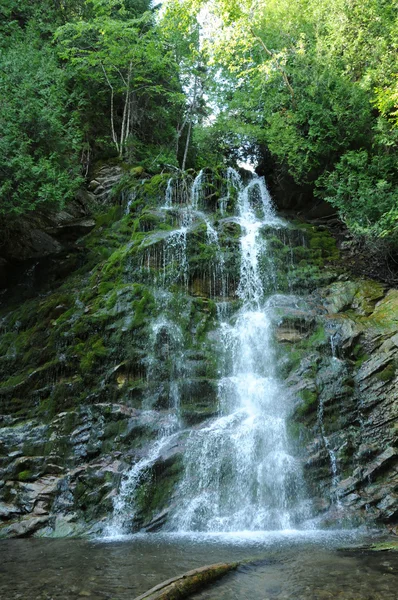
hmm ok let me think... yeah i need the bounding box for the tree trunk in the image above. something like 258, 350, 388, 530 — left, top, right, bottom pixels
181, 75, 198, 171
181, 118, 192, 172
133, 562, 239, 600
119, 62, 133, 158
101, 63, 119, 154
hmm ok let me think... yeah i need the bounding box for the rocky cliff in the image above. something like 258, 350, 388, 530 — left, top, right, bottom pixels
0, 167, 396, 538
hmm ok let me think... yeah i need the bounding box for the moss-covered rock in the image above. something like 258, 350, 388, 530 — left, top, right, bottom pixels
1, 166, 397, 537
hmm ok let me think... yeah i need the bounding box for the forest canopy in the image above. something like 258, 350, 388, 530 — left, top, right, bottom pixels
0, 0, 397, 243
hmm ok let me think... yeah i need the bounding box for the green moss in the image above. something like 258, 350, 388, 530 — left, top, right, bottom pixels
278, 349, 303, 377
130, 166, 145, 178
369, 541, 398, 552
352, 280, 385, 315
0, 373, 26, 389
301, 324, 327, 349
286, 418, 311, 444
135, 456, 183, 522
78, 337, 108, 372
103, 420, 128, 440
309, 234, 339, 259
295, 388, 318, 419
138, 211, 166, 232
355, 353, 370, 367
17, 470, 33, 481
294, 223, 339, 262
95, 206, 123, 228
375, 362, 396, 382
367, 290, 398, 333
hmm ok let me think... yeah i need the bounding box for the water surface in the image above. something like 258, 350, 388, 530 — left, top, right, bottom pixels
1, 531, 397, 600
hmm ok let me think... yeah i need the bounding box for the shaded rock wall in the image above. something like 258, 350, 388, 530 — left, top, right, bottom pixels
0, 162, 127, 295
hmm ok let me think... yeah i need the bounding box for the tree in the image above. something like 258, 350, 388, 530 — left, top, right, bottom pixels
173, 0, 398, 239
160, 0, 209, 169
55, 2, 183, 160
0, 35, 83, 215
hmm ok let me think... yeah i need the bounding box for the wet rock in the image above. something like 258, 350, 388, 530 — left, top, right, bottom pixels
0, 167, 397, 537
362, 447, 397, 481
284, 275, 398, 528
337, 476, 361, 496
46, 218, 95, 242
0, 501, 21, 520
0, 515, 49, 538
275, 328, 306, 343
89, 164, 123, 204
357, 354, 397, 382
142, 509, 170, 532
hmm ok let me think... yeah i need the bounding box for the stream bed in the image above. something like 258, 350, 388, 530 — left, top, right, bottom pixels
1, 531, 397, 600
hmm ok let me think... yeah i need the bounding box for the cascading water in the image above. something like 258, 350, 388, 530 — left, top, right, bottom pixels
108, 434, 177, 536
107, 173, 209, 537
168, 171, 307, 532
191, 169, 204, 210
106, 302, 186, 537
108, 168, 310, 537
163, 177, 174, 209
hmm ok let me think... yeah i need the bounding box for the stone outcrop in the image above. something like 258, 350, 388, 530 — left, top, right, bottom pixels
0, 167, 397, 537
87, 163, 124, 205
0, 404, 186, 537
0, 191, 95, 293
280, 281, 398, 528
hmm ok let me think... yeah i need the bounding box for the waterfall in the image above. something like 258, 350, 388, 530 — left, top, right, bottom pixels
125, 191, 136, 215
108, 168, 309, 536
107, 434, 177, 537
164, 223, 190, 287
106, 306, 185, 537
168, 172, 306, 532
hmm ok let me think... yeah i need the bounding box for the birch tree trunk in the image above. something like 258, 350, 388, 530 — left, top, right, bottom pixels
181, 75, 198, 171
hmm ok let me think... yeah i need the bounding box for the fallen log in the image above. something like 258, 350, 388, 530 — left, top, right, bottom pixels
133, 562, 239, 600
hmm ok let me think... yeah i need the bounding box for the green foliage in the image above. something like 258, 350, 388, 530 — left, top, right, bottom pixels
181, 0, 398, 243
2, 0, 397, 241
55, 4, 184, 160
0, 35, 83, 215
319, 150, 398, 238
0, 0, 185, 217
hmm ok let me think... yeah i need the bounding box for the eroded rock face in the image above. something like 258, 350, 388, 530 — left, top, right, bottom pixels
0, 404, 186, 537
0, 167, 397, 537
280, 281, 398, 528
87, 164, 124, 205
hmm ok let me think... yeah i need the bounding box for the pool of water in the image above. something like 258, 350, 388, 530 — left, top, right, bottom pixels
0, 530, 397, 600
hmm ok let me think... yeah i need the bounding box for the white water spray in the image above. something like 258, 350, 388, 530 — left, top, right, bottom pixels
108, 169, 310, 536
168, 172, 307, 532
